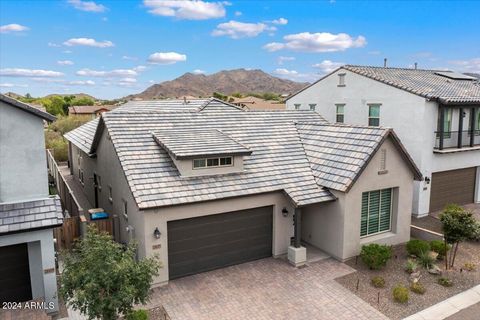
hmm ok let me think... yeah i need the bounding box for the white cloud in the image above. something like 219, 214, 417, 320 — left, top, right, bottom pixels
68, 0, 107, 13
67, 80, 95, 86
117, 77, 138, 87
0, 24, 29, 33
449, 58, 480, 73
76, 68, 138, 77
0, 83, 28, 88
192, 69, 206, 74
212, 21, 273, 39
272, 68, 318, 82
147, 52, 187, 64
57, 60, 74, 66
273, 68, 298, 76
0, 68, 64, 78
48, 42, 61, 47
133, 65, 147, 72
122, 55, 138, 61
63, 38, 114, 48
234, 11, 242, 16
277, 56, 295, 65
143, 0, 227, 20
312, 60, 344, 73
263, 32, 367, 53
271, 18, 288, 25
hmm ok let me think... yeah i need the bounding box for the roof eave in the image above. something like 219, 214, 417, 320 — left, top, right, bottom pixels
0, 94, 56, 122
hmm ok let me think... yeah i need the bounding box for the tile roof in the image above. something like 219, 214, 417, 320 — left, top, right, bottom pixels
297, 123, 421, 192
65, 99, 335, 208
68, 105, 114, 114
152, 129, 252, 159
0, 197, 63, 234
0, 93, 56, 122
64, 118, 99, 154
342, 65, 480, 104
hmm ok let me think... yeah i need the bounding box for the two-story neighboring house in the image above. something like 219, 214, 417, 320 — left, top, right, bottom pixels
0, 94, 62, 313
64, 98, 421, 285
286, 65, 480, 217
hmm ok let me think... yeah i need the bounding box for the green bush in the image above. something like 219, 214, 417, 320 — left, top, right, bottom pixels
438, 277, 453, 287
371, 276, 386, 288
410, 282, 426, 295
126, 309, 149, 320
360, 244, 392, 270
404, 259, 418, 274
430, 240, 451, 258
418, 251, 436, 269
406, 239, 430, 257
393, 285, 409, 303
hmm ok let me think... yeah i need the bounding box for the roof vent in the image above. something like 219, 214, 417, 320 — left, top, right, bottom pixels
383, 58, 387, 68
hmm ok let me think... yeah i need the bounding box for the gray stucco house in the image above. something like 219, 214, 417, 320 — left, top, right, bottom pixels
65, 98, 421, 285
0, 94, 62, 313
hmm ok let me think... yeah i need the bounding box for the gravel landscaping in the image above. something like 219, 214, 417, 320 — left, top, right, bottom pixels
336, 240, 480, 320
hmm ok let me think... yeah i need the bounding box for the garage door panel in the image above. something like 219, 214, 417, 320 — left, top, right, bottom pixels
168, 206, 273, 279
430, 167, 476, 212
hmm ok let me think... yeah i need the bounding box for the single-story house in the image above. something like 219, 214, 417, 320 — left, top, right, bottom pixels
68, 105, 114, 119
64, 98, 421, 285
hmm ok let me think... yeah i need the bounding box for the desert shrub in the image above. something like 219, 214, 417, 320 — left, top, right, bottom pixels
410, 282, 426, 295
430, 240, 451, 258
418, 251, 436, 269
126, 309, 149, 320
360, 244, 392, 270
464, 262, 476, 271
406, 239, 430, 257
438, 277, 453, 287
404, 259, 418, 274
393, 285, 409, 303
371, 276, 386, 288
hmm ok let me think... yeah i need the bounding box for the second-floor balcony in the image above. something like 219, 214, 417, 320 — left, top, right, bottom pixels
435, 130, 480, 151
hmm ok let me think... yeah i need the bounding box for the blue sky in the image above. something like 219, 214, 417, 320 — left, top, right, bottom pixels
1, 0, 479, 99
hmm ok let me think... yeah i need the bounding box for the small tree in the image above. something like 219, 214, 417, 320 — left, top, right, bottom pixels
440, 204, 479, 269
59, 226, 160, 320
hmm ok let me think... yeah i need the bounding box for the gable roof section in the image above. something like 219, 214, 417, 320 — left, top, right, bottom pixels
343, 65, 480, 104
152, 129, 252, 160
0, 93, 56, 122
297, 123, 422, 192
0, 196, 63, 234
65, 99, 335, 209
64, 117, 99, 154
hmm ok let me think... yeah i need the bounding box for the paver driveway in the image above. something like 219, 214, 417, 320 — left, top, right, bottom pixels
147, 257, 388, 320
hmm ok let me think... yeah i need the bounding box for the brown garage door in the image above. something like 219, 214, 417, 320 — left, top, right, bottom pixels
168, 206, 273, 279
430, 167, 476, 212
0, 243, 32, 303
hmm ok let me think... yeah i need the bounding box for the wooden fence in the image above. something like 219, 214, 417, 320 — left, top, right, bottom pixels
46, 149, 84, 217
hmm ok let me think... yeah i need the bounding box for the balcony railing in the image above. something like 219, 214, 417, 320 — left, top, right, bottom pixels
434, 130, 480, 150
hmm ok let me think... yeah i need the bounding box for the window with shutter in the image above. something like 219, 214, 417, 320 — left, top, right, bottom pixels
360, 188, 393, 237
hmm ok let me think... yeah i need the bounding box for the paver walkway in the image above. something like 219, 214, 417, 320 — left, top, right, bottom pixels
147, 257, 388, 320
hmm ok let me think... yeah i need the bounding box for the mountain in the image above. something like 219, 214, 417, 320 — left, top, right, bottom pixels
128, 69, 308, 100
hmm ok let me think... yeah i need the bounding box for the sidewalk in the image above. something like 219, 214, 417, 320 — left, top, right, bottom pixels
403, 285, 480, 320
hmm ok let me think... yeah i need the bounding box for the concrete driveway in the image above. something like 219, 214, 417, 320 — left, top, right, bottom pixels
147, 257, 388, 320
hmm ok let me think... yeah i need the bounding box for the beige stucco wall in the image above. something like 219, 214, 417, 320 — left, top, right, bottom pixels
302, 137, 415, 260
142, 192, 295, 285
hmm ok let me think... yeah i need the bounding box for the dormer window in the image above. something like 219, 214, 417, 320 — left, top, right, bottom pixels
193, 157, 233, 169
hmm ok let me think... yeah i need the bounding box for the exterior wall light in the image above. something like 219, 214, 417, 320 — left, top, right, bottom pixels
424, 177, 430, 184
153, 227, 161, 239
282, 207, 289, 217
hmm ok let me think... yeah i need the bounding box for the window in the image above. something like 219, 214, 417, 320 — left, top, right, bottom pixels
193, 156, 233, 169
468, 108, 480, 136
379, 149, 387, 172
309, 104, 317, 111
438, 108, 452, 138
336, 104, 345, 123
368, 104, 381, 126
294, 104, 301, 110
338, 73, 346, 86
122, 200, 128, 220
108, 185, 113, 203
96, 175, 102, 191
360, 188, 393, 237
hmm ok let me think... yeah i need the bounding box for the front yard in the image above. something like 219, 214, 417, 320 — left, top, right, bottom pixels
336, 240, 480, 319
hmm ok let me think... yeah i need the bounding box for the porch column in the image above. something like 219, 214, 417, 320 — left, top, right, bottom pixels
293, 208, 302, 248
439, 104, 445, 150
458, 107, 464, 148
471, 107, 477, 147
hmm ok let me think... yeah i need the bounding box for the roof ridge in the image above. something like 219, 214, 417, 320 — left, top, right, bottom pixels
295, 121, 391, 131
344, 64, 451, 73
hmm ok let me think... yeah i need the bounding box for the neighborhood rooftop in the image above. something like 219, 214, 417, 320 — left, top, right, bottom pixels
65, 99, 419, 209
342, 65, 480, 104
0, 197, 63, 234
0, 93, 56, 122
152, 129, 252, 159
